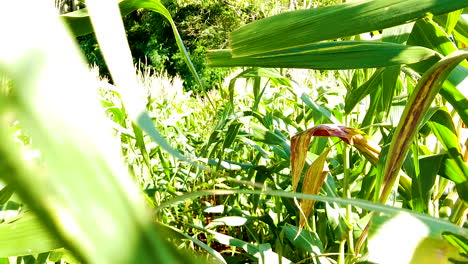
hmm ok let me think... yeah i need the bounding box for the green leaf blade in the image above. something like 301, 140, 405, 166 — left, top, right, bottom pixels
379, 50, 468, 203
208, 42, 438, 70
230, 0, 468, 57
0, 213, 62, 257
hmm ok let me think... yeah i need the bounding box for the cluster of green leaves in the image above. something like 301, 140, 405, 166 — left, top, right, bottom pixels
205, 0, 468, 262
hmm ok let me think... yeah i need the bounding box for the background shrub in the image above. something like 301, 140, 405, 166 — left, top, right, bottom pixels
78, 0, 268, 92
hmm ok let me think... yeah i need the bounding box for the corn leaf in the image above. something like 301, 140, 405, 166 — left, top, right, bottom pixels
0, 213, 61, 257
0, 184, 14, 205
345, 68, 384, 114
378, 50, 468, 204
301, 93, 341, 125
132, 123, 152, 173
160, 224, 227, 264
453, 16, 468, 45
382, 23, 415, 44
230, 0, 468, 57
282, 224, 330, 264
440, 75, 468, 127
157, 189, 468, 239
291, 129, 315, 191
381, 23, 415, 115
85, 0, 214, 176
434, 13, 468, 45
409, 18, 468, 68
441, 9, 464, 35
411, 154, 444, 213
299, 149, 329, 230
408, 17, 468, 126
208, 42, 437, 70
381, 65, 402, 115
291, 125, 381, 194
288, 125, 412, 209
223, 122, 242, 150
250, 122, 287, 146
427, 109, 468, 200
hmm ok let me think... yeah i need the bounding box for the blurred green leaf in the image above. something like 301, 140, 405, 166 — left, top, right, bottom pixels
0, 184, 14, 205
368, 213, 467, 264
442, 232, 468, 254
0, 1, 194, 263
0, 213, 61, 257
442, 9, 464, 35
161, 224, 227, 264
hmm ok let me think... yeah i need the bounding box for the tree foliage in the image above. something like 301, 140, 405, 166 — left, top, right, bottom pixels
79, 0, 267, 91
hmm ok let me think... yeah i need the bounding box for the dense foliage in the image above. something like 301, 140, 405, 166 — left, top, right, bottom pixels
1, 0, 468, 264
79, 0, 268, 91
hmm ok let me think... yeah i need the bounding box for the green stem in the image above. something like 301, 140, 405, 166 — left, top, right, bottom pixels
449, 198, 468, 226
342, 115, 355, 255
338, 239, 346, 264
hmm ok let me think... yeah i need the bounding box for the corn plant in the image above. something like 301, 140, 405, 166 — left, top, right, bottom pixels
206, 0, 468, 263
